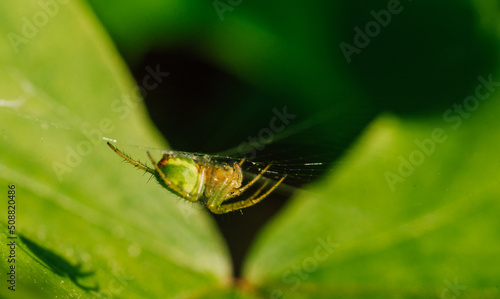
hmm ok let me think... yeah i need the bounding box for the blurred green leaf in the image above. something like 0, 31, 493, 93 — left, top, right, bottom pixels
244, 86, 500, 297
0, 1, 230, 298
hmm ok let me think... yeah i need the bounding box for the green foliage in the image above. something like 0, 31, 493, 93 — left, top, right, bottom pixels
0, 1, 228, 298
1, 0, 500, 298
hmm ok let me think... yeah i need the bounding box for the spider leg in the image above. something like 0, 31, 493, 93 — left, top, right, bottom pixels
206, 178, 236, 213
241, 180, 269, 201
229, 164, 271, 198
223, 177, 269, 202
238, 158, 246, 166
213, 176, 286, 213
107, 142, 154, 173
146, 151, 198, 202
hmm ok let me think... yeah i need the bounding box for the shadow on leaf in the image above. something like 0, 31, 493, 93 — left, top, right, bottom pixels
18, 234, 99, 292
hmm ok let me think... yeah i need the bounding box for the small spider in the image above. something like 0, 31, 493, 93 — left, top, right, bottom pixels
107, 142, 286, 214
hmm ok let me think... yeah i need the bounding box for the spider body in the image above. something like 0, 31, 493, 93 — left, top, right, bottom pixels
107, 142, 285, 214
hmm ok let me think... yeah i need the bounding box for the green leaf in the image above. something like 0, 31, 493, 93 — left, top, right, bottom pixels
244, 84, 500, 297
0, 1, 230, 298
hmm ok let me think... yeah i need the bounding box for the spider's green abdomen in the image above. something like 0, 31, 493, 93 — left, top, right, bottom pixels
157, 155, 199, 194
